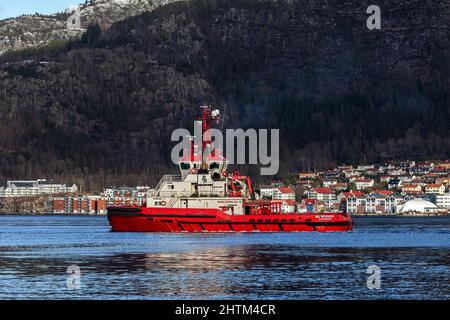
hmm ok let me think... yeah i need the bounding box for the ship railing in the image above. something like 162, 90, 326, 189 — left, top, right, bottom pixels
153, 174, 182, 194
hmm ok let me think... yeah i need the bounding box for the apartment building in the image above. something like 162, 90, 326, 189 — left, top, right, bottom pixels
435, 193, 450, 209
346, 195, 415, 214
0, 179, 78, 198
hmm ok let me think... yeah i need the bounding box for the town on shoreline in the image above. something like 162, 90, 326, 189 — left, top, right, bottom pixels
1, 160, 450, 216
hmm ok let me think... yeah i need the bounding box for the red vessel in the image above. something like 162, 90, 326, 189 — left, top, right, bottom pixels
108, 106, 352, 233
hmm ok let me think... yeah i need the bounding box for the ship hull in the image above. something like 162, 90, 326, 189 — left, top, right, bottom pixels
107, 207, 352, 233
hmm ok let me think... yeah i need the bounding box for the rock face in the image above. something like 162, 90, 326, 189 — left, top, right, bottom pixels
0, 0, 178, 55
0, 0, 449, 189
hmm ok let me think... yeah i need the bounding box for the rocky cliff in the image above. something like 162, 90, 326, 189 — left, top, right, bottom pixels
0, 0, 449, 189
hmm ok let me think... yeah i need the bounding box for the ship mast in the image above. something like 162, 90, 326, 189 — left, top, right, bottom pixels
199, 105, 220, 170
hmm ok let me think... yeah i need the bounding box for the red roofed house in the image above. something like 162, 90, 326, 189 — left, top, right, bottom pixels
337, 190, 364, 202
425, 184, 446, 195
372, 190, 394, 196
308, 187, 336, 205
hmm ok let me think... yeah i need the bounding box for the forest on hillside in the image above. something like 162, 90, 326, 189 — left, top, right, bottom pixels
0, 0, 449, 190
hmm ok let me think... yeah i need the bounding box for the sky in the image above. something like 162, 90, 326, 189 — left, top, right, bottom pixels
0, 0, 79, 19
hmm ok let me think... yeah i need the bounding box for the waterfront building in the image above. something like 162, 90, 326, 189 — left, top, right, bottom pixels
346, 194, 415, 214
435, 193, 450, 209
396, 199, 445, 215
47, 195, 137, 215
0, 179, 78, 198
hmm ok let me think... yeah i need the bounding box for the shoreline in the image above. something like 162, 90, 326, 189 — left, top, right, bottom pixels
350, 213, 449, 217
0, 212, 107, 217
0, 212, 447, 217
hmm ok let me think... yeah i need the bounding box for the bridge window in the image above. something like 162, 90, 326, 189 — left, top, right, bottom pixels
180, 163, 190, 170
210, 162, 220, 169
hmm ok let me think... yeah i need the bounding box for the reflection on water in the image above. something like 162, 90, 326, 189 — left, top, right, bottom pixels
0, 216, 449, 299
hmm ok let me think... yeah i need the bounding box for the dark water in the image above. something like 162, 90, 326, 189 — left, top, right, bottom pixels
0, 215, 449, 300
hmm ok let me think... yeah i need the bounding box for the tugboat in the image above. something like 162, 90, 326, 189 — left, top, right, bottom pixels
107, 106, 352, 232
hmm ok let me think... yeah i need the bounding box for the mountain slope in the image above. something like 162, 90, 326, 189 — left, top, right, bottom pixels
0, 0, 449, 189
0, 0, 178, 55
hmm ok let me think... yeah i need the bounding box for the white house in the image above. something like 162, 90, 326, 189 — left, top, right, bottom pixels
425, 184, 446, 195
354, 179, 375, 190
273, 187, 296, 200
